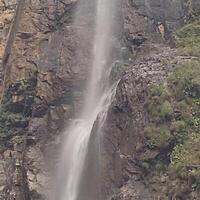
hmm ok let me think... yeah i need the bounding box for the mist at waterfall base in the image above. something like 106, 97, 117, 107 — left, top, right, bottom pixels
51, 0, 120, 200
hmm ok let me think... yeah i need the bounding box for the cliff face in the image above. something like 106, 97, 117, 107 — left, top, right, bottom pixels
0, 0, 91, 199
0, 0, 199, 200
102, 0, 200, 199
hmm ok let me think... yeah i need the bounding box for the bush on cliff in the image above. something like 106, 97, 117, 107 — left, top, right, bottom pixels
175, 20, 200, 56
144, 60, 200, 198
0, 79, 34, 149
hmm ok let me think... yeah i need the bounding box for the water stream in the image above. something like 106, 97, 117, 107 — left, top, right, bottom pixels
53, 0, 118, 199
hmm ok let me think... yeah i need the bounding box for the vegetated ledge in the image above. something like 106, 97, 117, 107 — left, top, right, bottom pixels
141, 20, 200, 200
0, 77, 37, 199
0, 77, 37, 149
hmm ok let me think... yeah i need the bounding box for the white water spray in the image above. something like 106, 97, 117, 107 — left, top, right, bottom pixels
53, 0, 118, 199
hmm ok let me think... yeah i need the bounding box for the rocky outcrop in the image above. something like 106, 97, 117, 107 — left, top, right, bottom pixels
101, 0, 200, 199
128, 0, 200, 36
122, 0, 200, 47
102, 45, 172, 199
103, 44, 198, 199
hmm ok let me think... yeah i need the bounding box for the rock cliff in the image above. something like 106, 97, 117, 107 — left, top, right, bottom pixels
0, 0, 199, 200
102, 0, 200, 199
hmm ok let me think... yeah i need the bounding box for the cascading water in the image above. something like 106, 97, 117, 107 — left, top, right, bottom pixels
52, 0, 119, 199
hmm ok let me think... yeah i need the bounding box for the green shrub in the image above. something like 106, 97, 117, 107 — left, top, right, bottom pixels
176, 21, 200, 38
147, 83, 171, 123
191, 116, 200, 129
149, 84, 166, 97
145, 125, 171, 148
170, 134, 200, 185
168, 61, 200, 99
170, 120, 186, 132
143, 19, 200, 199
174, 101, 192, 122
0, 78, 33, 149
160, 101, 173, 120
175, 20, 200, 56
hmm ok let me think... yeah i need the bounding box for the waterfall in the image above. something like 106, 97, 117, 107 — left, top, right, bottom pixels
52, 0, 119, 199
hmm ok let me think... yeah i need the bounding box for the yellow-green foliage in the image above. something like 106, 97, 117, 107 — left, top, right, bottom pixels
168, 61, 200, 100
149, 83, 166, 97
145, 62, 200, 198
168, 61, 200, 131
170, 133, 200, 187
160, 101, 173, 120
147, 84, 172, 123
170, 120, 186, 132
145, 83, 174, 148
146, 62, 200, 146
144, 18, 200, 199
145, 62, 200, 197
145, 125, 171, 148
174, 100, 192, 124
175, 20, 200, 56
